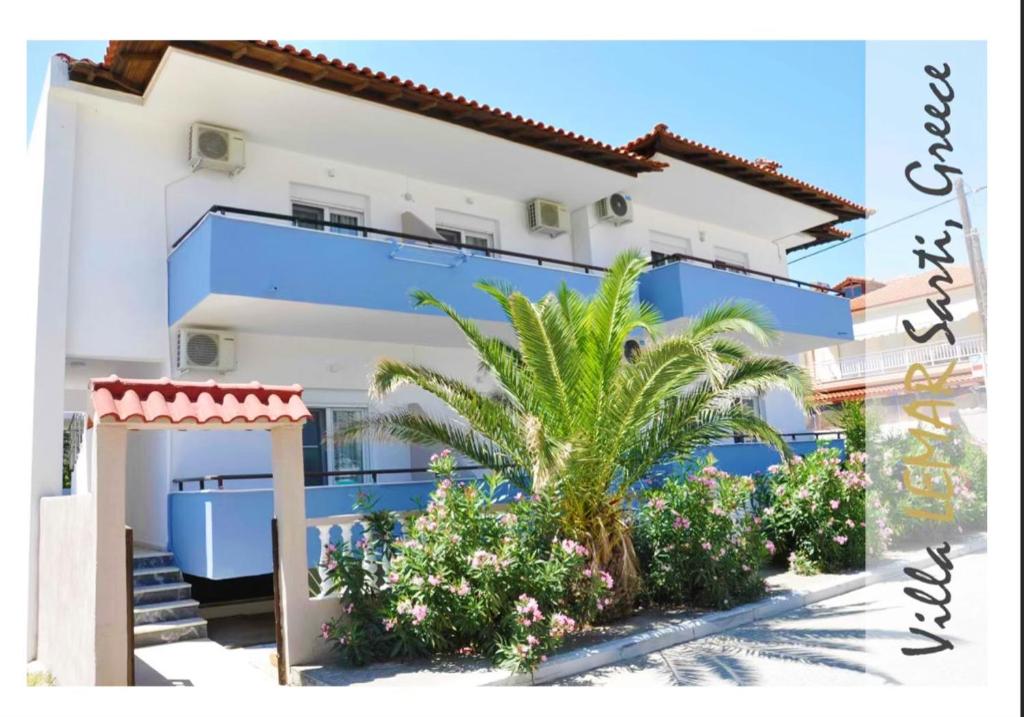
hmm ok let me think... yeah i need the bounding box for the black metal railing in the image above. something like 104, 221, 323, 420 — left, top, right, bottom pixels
171, 464, 487, 491
171, 205, 606, 274
730, 430, 846, 444
171, 206, 843, 296
650, 253, 841, 295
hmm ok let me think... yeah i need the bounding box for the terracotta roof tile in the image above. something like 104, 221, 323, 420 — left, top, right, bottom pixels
850, 267, 974, 312
623, 123, 867, 219
90, 375, 311, 427
61, 41, 666, 176
815, 372, 981, 403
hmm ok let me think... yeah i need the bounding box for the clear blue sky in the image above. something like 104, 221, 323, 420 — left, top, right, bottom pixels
26, 40, 895, 284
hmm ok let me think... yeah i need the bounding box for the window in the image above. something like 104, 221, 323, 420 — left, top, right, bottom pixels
650, 231, 693, 266
291, 202, 363, 236
436, 225, 492, 253
732, 394, 765, 442
302, 406, 369, 485
713, 246, 750, 273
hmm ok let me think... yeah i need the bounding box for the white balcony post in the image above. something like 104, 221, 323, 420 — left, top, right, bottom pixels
92, 423, 128, 686
270, 422, 323, 672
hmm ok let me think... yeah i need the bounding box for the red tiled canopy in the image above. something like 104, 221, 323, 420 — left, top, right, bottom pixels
90, 375, 311, 427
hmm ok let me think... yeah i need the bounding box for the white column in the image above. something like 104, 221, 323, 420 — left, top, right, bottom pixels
23, 65, 78, 660
270, 423, 323, 671
92, 423, 129, 685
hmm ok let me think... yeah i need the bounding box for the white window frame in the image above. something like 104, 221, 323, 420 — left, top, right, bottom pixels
290, 200, 365, 237
314, 404, 371, 482
713, 246, 751, 271
650, 231, 694, 265
435, 224, 494, 251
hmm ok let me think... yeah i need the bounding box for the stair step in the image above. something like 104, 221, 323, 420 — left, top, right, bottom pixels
132, 549, 174, 570
134, 616, 208, 648
133, 582, 193, 606
133, 598, 200, 625
133, 566, 183, 587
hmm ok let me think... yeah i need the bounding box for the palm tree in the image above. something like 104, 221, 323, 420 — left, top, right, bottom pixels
352, 250, 810, 601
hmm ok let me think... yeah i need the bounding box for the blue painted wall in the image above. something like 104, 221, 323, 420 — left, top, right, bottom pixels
168, 439, 841, 580
637, 261, 852, 340
169, 215, 602, 325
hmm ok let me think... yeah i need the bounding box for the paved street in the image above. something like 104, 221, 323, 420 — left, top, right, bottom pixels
550, 551, 986, 686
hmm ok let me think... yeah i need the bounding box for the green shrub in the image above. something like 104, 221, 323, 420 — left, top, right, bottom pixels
634, 460, 769, 608
759, 447, 867, 574
867, 427, 986, 546
319, 452, 611, 672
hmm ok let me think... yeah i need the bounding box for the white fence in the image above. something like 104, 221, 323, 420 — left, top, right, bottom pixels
815, 334, 985, 382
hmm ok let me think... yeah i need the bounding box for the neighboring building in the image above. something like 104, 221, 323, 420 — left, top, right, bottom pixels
27, 41, 863, 652
807, 269, 987, 438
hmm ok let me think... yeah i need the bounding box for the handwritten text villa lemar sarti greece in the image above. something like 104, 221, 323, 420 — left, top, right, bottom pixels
898, 62, 965, 658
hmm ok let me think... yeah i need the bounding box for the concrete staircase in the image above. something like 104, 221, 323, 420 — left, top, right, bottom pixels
132, 548, 207, 647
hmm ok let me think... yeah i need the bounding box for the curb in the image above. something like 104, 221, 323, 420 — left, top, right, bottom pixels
483, 533, 987, 686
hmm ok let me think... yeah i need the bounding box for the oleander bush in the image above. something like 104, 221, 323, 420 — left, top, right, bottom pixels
759, 447, 868, 574
867, 426, 987, 546
320, 451, 612, 672
634, 460, 769, 609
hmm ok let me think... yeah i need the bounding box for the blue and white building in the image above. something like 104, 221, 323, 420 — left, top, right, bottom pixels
27, 41, 862, 647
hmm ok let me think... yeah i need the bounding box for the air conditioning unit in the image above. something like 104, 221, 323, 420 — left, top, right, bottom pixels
177, 328, 237, 373
595, 192, 634, 226
526, 198, 570, 237
189, 122, 246, 175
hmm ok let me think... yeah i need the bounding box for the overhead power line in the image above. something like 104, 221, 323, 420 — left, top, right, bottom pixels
788, 185, 988, 265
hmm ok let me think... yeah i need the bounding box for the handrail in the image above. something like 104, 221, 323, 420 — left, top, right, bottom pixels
171, 464, 488, 491
651, 253, 842, 295
728, 430, 845, 444
815, 335, 986, 381
171, 206, 840, 295
171, 433, 844, 491
172, 205, 606, 274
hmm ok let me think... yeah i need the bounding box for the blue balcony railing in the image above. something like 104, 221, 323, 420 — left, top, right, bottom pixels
166, 433, 843, 580
168, 207, 848, 337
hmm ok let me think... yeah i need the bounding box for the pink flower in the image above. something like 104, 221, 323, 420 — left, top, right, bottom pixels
701, 541, 713, 551
673, 515, 691, 530
765, 540, 776, 556
649, 498, 667, 512
383, 618, 396, 632
526, 635, 539, 646
833, 535, 848, 545
410, 604, 429, 624
550, 613, 576, 638
830, 499, 841, 510
320, 622, 330, 639
427, 575, 442, 587
599, 571, 614, 590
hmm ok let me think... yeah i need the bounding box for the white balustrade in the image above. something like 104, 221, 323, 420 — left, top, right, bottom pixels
816, 334, 985, 382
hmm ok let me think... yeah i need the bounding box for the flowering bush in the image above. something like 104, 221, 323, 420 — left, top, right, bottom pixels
320, 452, 612, 672
634, 460, 769, 608
759, 448, 867, 574
867, 427, 987, 546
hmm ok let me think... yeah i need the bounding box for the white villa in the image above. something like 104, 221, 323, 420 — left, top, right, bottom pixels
27, 40, 865, 666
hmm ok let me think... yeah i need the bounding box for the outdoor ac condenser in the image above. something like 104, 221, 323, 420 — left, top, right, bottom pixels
595, 192, 634, 226
176, 329, 237, 373
526, 198, 570, 237
188, 122, 246, 175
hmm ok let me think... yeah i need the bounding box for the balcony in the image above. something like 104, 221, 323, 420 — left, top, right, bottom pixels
167, 432, 843, 580
168, 208, 602, 343
168, 207, 850, 350
638, 255, 853, 353
814, 334, 986, 383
